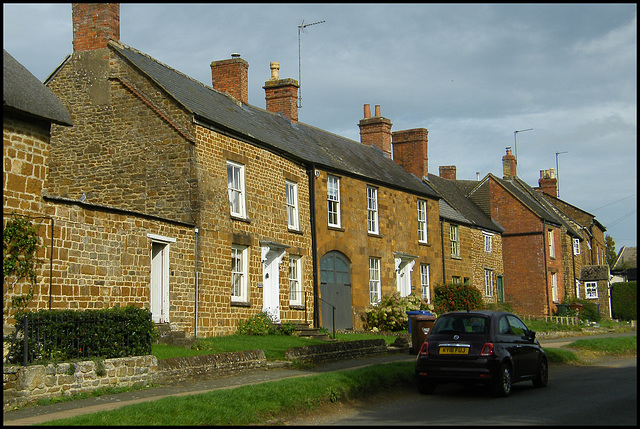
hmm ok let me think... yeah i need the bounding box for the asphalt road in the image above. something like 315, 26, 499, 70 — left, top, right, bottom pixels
291, 355, 637, 426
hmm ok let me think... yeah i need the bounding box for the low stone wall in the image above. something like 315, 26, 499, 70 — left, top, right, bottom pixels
4, 340, 389, 410
3, 355, 157, 411
155, 349, 266, 385
284, 339, 388, 363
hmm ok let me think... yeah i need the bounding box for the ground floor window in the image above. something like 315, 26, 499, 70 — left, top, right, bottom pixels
231, 244, 248, 302
289, 255, 302, 306
369, 257, 381, 304
585, 281, 598, 299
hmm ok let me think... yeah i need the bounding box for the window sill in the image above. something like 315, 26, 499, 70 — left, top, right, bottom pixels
230, 214, 251, 224
367, 232, 382, 238
289, 304, 305, 310
328, 225, 345, 232
451, 255, 462, 260
230, 300, 251, 307
288, 228, 304, 235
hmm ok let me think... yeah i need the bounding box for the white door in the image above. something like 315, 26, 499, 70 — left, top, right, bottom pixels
151, 242, 170, 323
262, 246, 286, 323
396, 258, 415, 297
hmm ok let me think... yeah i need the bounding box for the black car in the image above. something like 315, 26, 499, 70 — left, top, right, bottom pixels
414, 310, 548, 397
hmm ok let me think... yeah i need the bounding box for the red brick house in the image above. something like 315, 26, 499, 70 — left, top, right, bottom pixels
6, 3, 443, 336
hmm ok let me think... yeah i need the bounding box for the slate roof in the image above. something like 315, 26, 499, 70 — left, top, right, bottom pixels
3, 50, 72, 126
424, 173, 503, 233
614, 246, 637, 270
107, 41, 439, 199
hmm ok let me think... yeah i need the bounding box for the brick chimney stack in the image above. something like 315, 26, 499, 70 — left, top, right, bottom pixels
210, 54, 249, 105
72, 3, 120, 52
391, 128, 429, 177
439, 165, 457, 180
263, 62, 299, 123
537, 169, 558, 197
502, 147, 517, 179
359, 104, 393, 158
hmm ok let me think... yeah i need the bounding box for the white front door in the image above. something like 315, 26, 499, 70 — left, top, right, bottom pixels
262, 246, 286, 323
395, 257, 415, 297
151, 241, 170, 323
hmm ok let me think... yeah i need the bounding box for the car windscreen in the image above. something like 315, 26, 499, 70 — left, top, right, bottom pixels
431, 314, 490, 335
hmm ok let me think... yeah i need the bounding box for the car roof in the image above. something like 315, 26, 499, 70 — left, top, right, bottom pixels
440, 310, 513, 318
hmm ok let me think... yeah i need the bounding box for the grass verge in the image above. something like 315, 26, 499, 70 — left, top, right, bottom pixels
39, 362, 415, 426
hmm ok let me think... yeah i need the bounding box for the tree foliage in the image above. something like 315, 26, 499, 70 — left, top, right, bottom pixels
605, 234, 617, 268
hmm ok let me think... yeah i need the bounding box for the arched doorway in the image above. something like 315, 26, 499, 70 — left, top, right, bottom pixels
319, 251, 352, 330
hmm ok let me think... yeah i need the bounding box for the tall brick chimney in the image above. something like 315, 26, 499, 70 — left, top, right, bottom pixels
391, 128, 429, 177
263, 62, 299, 123
537, 169, 558, 197
439, 165, 457, 180
72, 3, 120, 52
210, 54, 249, 105
359, 104, 393, 158
502, 147, 517, 179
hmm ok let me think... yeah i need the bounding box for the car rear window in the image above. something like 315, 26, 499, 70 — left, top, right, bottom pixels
432, 314, 490, 335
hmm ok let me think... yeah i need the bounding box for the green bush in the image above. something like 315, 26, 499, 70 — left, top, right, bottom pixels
236, 311, 297, 336
4, 306, 156, 365
569, 299, 602, 323
432, 283, 483, 314
611, 281, 637, 321
363, 292, 431, 331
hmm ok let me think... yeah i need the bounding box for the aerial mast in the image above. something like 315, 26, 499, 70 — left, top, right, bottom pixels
298, 19, 325, 108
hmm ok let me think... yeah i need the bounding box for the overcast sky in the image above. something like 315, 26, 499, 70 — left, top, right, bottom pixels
4, 3, 637, 249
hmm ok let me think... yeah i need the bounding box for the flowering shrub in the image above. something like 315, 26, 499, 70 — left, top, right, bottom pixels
432, 283, 483, 314
236, 311, 297, 335
363, 292, 432, 331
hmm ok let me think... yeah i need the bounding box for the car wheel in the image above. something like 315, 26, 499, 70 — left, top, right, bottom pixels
492, 363, 512, 397
532, 357, 548, 388
417, 380, 436, 395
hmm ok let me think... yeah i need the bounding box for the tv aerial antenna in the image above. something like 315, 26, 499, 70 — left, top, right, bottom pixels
298, 19, 325, 108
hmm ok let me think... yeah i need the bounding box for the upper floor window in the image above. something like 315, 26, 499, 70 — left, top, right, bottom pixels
548, 229, 556, 258
420, 263, 431, 302
288, 255, 302, 306
327, 175, 341, 227
573, 238, 581, 255
585, 281, 598, 299
227, 161, 246, 218
286, 180, 299, 230
417, 199, 428, 243
450, 225, 460, 257
231, 244, 248, 302
483, 232, 493, 253
367, 186, 379, 234
369, 257, 381, 304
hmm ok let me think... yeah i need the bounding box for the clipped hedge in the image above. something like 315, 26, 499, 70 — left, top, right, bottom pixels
4, 306, 157, 365
433, 283, 483, 314
611, 281, 637, 321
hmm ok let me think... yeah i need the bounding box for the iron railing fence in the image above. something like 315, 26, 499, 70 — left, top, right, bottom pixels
5, 311, 153, 366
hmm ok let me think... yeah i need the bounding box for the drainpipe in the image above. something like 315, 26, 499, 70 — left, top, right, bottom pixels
542, 221, 550, 316
307, 164, 319, 328
440, 219, 446, 284
194, 227, 199, 338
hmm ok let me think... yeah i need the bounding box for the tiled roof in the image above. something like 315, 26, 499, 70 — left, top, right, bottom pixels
580, 265, 610, 281
3, 50, 72, 126
109, 42, 439, 199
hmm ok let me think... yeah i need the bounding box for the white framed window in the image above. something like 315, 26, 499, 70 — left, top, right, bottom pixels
484, 269, 494, 297
573, 238, 581, 256
231, 244, 248, 302
367, 186, 379, 234
452, 276, 461, 285
286, 180, 299, 230
483, 232, 493, 253
417, 199, 428, 243
585, 281, 598, 299
327, 175, 341, 227
227, 161, 246, 218
551, 272, 558, 303
450, 225, 460, 257
288, 255, 302, 306
369, 257, 381, 304
548, 229, 555, 258
420, 264, 430, 302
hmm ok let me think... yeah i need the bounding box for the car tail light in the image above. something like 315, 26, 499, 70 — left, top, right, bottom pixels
419, 342, 429, 356
480, 343, 494, 356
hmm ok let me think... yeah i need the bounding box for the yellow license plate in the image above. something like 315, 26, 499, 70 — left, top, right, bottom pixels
440, 346, 469, 355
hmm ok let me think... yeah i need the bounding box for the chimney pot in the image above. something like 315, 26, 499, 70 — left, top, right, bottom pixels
374, 105, 381, 117
364, 104, 371, 119
269, 61, 280, 80
231, 53, 241, 58
263, 62, 299, 123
